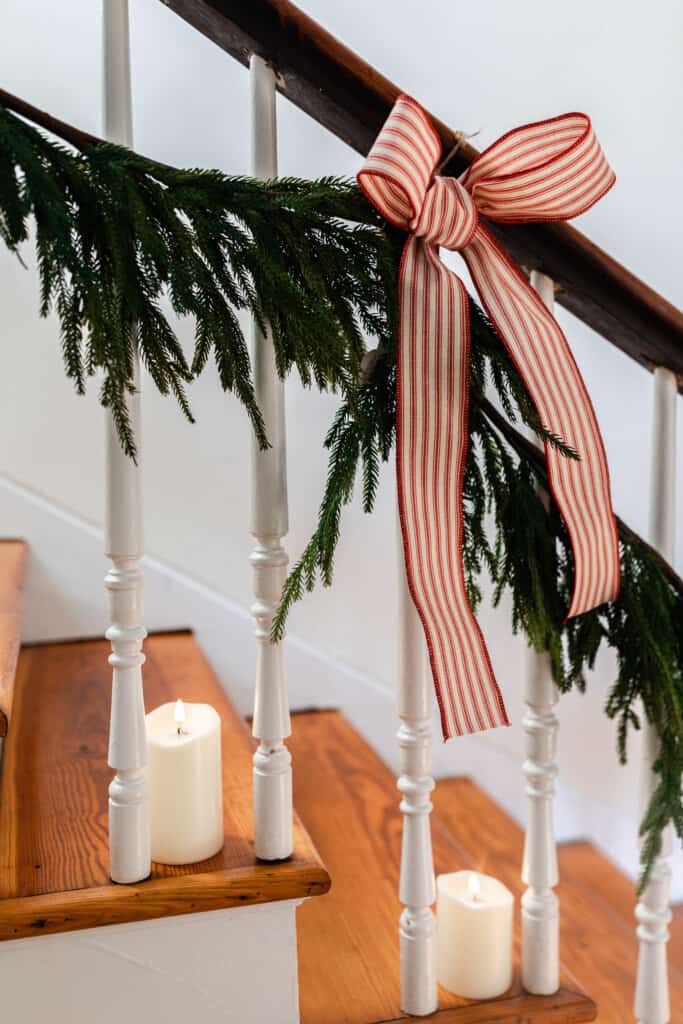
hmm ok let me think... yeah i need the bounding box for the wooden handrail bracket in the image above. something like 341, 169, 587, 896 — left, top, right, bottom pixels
162, 0, 683, 385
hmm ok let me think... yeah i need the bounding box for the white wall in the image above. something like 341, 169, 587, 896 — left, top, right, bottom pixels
1, 0, 682, 890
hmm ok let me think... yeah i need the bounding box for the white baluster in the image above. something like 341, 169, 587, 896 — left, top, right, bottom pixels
521, 666, 559, 994
103, 0, 150, 885
249, 55, 292, 862
635, 365, 677, 1024
521, 270, 560, 995
397, 516, 437, 1017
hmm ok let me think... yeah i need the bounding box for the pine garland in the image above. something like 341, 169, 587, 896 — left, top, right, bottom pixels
0, 96, 392, 457
1, 94, 681, 890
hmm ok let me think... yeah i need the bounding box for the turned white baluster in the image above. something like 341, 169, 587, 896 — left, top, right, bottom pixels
635, 365, 677, 1024
103, 0, 150, 885
397, 517, 437, 1017
521, 270, 560, 995
249, 54, 293, 862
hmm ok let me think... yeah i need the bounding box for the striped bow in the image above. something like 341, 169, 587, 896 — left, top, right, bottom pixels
358, 95, 620, 739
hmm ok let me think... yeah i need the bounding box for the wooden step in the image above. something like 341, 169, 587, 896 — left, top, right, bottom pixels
0, 632, 329, 940
433, 777, 683, 1024
289, 710, 594, 1024
0, 539, 28, 737
557, 840, 683, 983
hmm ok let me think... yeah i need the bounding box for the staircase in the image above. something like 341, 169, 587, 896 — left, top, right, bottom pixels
290, 711, 683, 1023
0, 540, 329, 1023
1, 539, 681, 1023
1, 0, 682, 1017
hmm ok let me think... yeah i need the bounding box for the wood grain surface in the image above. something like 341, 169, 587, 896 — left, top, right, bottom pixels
164, 0, 683, 384
558, 840, 683, 993
0, 540, 27, 738
289, 710, 594, 1024
434, 778, 683, 1024
376, 987, 596, 1023
0, 632, 329, 940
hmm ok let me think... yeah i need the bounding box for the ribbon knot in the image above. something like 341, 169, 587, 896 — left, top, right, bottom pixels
411, 177, 478, 250
358, 95, 620, 741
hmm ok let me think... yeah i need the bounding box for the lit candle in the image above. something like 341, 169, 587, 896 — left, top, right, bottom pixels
437, 870, 514, 999
145, 700, 224, 865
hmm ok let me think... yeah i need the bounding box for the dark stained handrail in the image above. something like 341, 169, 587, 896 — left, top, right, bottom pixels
163, 0, 683, 386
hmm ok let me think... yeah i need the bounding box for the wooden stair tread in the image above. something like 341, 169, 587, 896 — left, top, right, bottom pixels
0, 632, 329, 940
289, 711, 594, 1024
674, 905, 683, 966
557, 839, 683, 978
0, 539, 28, 738
433, 777, 683, 1024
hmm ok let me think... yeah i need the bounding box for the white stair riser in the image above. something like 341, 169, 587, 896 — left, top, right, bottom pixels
0, 900, 302, 1024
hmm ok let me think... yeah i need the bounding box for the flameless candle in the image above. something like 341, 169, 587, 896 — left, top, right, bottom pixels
437, 871, 514, 999
146, 700, 224, 865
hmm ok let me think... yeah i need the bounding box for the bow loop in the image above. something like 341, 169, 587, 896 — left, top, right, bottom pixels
358, 94, 441, 231
460, 113, 615, 223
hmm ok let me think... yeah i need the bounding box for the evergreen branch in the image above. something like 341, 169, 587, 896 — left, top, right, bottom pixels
0, 100, 389, 456
481, 395, 683, 596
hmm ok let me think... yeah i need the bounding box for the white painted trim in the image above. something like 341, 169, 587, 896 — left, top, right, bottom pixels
396, 513, 437, 1016
1, 471, 681, 899
248, 53, 293, 863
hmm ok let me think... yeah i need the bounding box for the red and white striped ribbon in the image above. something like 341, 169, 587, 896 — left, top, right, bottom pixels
358, 96, 620, 739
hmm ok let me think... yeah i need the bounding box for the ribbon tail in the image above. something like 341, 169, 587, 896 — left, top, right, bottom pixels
462, 225, 621, 616
397, 236, 510, 740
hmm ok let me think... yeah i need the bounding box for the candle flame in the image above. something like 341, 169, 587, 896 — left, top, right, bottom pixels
174, 699, 185, 728
468, 871, 481, 900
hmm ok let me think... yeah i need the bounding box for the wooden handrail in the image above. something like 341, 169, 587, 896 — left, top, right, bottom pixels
164, 0, 683, 386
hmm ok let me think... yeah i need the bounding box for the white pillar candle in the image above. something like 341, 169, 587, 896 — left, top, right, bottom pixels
437, 871, 514, 999
146, 700, 224, 865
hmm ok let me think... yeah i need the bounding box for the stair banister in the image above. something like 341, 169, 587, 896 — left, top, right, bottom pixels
635, 365, 677, 1024
396, 512, 437, 1017
521, 271, 561, 995
249, 54, 293, 862
103, 0, 151, 885
164, 0, 683, 386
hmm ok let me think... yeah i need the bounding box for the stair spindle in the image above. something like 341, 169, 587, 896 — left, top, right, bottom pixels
635, 365, 677, 1024
521, 270, 560, 995
103, 0, 150, 885
249, 54, 293, 862
396, 514, 437, 1017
